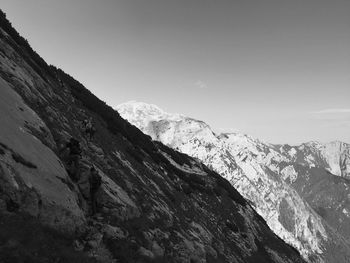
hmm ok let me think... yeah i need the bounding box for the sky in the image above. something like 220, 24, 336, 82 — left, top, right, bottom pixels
1, 0, 350, 144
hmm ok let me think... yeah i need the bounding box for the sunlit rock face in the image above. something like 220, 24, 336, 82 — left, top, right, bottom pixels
0, 64, 85, 234
278, 141, 350, 178
118, 101, 350, 263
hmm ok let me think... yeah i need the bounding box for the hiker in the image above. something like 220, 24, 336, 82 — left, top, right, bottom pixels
64, 137, 82, 181
82, 118, 96, 141
89, 166, 102, 215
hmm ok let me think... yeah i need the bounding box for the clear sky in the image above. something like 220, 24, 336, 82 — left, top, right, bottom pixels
1, 0, 349, 144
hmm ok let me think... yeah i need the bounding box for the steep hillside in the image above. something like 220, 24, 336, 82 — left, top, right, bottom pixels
291, 166, 350, 238
117, 101, 350, 263
0, 10, 307, 263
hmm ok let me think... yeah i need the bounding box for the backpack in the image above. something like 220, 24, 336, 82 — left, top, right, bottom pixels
68, 139, 81, 155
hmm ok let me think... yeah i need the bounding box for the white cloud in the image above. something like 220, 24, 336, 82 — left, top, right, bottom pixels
194, 80, 208, 89
311, 109, 350, 114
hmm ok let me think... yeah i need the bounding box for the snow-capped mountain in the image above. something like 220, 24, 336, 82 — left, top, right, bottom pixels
117, 101, 350, 263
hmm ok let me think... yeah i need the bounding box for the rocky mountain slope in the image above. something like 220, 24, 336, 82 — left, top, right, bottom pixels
117, 101, 350, 263
276, 141, 350, 178
0, 10, 308, 263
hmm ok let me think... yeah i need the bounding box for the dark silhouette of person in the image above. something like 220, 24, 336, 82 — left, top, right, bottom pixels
89, 166, 102, 215
64, 137, 82, 181
82, 118, 96, 141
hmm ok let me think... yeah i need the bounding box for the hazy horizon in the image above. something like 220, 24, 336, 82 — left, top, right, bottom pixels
2, 0, 349, 144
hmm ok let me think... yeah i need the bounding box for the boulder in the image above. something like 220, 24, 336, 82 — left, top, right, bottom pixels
86, 232, 103, 249
151, 241, 164, 257
73, 240, 85, 252
97, 170, 140, 221
102, 224, 126, 240
137, 246, 155, 260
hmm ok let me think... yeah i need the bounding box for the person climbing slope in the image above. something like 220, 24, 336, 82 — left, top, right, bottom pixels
62, 137, 82, 181
89, 166, 102, 216
82, 117, 96, 142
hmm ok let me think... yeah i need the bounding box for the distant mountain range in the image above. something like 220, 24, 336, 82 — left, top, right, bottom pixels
117, 101, 350, 263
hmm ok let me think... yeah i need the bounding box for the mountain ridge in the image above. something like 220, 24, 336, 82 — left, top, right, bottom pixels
117, 100, 350, 263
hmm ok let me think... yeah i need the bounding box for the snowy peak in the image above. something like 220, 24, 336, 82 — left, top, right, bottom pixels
117, 101, 169, 136
117, 101, 217, 147
302, 141, 323, 148
117, 100, 184, 122
117, 100, 166, 119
